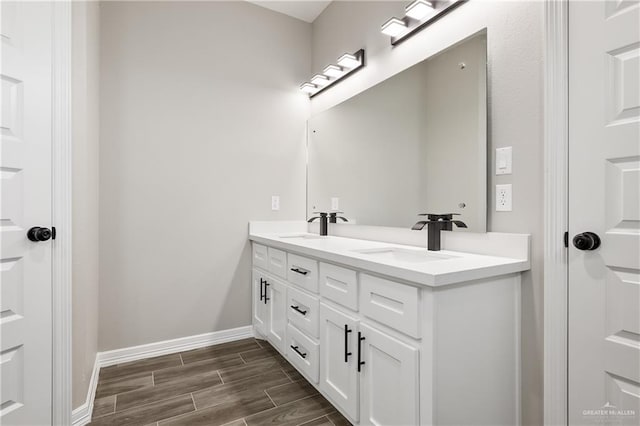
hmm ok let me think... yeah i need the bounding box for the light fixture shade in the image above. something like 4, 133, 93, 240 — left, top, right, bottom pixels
323, 65, 344, 78
337, 53, 361, 69
310, 74, 330, 86
381, 17, 407, 37
405, 0, 434, 20
300, 82, 318, 93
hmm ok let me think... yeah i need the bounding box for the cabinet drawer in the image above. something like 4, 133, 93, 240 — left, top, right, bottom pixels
286, 324, 319, 383
252, 243, 268, 271
360, 274, 420, 338
267, 247, 287, 279
287, 286, 320, 339
287, 254, 319, 293
319, 263, 358, 311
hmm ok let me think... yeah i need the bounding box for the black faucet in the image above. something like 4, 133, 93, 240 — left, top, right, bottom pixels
412, 213, 467, 251
308, 212, 348, 236
308, 212, 329, 236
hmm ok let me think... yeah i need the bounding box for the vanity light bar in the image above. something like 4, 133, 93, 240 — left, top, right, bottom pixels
299, 49, 366, 98
381, 0, 467, 46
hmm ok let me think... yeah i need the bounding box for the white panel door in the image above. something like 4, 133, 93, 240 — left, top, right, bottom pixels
319, 303, 359, 422
252, 269, 268, 337
359, 323, 419, 426
266, 277, 287, 353
0, 2, 53, 425
569, 1, 640, 424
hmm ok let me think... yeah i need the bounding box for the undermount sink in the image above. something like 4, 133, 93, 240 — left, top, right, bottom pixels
351, 247, 456, 263
279, 234, 326, 240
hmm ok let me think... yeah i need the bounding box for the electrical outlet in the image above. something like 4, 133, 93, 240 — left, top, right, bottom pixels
331, 197, 339, 211
271, 195, 280, 211
496, 184, 512, 211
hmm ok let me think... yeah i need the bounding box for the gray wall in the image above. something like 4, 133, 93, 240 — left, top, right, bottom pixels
98, 1, 310, 351
311, 2, 544, 425
72, 0, 100, 409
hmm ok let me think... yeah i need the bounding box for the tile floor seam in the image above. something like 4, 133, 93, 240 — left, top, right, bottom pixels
152, 371, 155, 386
298, 414, 329, 426
179, 353, 184, 366
218, 370, 224, 384
113, 389, 197, 415
190, 392, 197, 411
263, 389, 277, 409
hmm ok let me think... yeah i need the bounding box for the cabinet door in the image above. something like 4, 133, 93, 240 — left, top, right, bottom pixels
359, 323, 419, 426
252, 269, 268, 337
320, 303, 359, 422
266, 277, 287, 353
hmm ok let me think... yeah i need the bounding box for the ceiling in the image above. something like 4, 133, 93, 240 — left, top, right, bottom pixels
247, 1, 332, 23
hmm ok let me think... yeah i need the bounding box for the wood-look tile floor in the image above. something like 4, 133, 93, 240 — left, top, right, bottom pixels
89, 338, 351, 426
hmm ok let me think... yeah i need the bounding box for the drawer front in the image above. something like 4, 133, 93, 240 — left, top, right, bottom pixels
287, 286, 320, 339
359, 274, 420, 338
252, 243, 268, 271
319, 263, 358, 311
286, 324, 319, 383
287, 254, 319, 293
267, 247, 287, 279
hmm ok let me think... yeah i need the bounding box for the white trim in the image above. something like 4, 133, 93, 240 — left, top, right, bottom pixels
70, 326, 255, 425
71, 357, 100, 426
97, 326, 255, 367
51, 2, 73, 425
543, 0, 569, 425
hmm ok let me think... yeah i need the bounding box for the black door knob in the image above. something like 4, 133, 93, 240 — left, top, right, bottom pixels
27, 227, 53, 242
573, 232, 601, 251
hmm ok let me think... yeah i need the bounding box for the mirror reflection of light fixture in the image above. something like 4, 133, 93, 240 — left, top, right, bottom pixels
381, 17, 407, 37
299, 50, 365, 98
381, 0, 467, 46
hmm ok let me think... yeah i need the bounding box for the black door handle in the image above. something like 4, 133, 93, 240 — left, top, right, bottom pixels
263, 281, 270, 304
573, 232, 601, 251
290, 268, 309, 276
357, 332, 365, 372
27, 227, 53, 242
290, 345, 307, 359
290, 305, 307, 315
259, 278, 265, 301
344, 324, 352, 363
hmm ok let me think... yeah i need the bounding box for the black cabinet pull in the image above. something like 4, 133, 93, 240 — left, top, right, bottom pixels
290, 267, 309, 276
290, 305, 307, 315
264, 282, 270, 304
357, 332, 365, 372
259, 278, 265, 301
344, 324, 352, 363
290, 345, 307, 359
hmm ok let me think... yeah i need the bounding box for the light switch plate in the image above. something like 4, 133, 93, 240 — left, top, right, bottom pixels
496, 147, 513, 175
496, 184, 512, 211
271, 195, 280, 211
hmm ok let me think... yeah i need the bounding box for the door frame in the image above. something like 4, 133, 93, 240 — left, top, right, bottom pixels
543, 0, 569, 424
51, 1, 73, 424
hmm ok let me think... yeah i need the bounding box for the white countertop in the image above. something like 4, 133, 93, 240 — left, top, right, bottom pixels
249, 232, 530, 287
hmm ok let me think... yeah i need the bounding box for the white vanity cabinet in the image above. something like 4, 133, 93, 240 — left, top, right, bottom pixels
250, 238, 524, 426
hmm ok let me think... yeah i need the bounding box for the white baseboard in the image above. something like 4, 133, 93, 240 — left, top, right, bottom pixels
71, 325, 255, 425
71, 355, 100, 426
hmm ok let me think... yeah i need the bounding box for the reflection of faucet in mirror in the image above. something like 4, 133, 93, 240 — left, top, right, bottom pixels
329, 212, 348, 224
411, 213, 467, 251
308, 212, 349, 236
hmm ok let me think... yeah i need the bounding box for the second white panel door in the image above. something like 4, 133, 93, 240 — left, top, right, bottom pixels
359, 323, 420, 426
266, 277, 287, 353
319, 303, 359, 422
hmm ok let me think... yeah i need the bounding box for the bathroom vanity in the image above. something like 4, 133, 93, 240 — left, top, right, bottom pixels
249, 222, 530, 425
